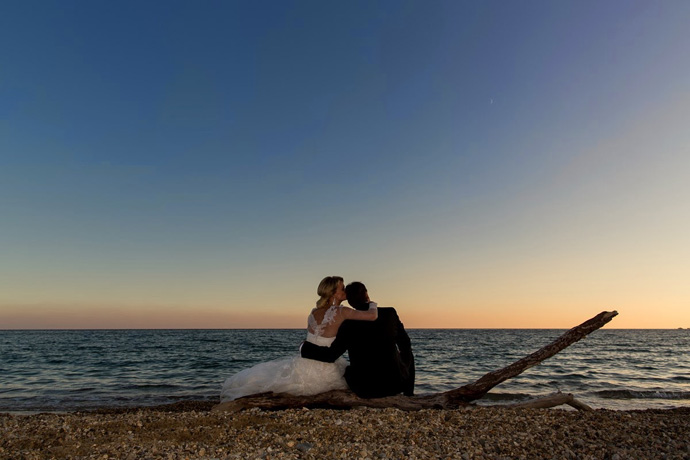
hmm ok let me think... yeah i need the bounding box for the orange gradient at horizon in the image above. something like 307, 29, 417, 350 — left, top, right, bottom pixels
1, 290, 687, 329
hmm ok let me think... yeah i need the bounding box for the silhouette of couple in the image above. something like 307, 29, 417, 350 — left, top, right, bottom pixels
221, 277, 414, 401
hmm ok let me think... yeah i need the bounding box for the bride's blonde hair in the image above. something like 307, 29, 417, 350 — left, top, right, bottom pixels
316, 276, 344, 309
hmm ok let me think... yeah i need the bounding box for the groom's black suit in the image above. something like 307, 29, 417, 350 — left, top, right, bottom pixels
300, 307, 415, 398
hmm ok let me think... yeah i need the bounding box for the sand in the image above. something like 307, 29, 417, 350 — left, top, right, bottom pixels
1, 402, 688, 459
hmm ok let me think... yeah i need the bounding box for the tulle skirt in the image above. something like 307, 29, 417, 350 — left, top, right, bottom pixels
220, 355, 348, 402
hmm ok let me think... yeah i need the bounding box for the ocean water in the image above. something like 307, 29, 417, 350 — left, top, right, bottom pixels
0, 329, 688, 413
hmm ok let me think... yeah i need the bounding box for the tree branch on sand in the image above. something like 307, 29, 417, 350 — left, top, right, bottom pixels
212, 311, 617, 412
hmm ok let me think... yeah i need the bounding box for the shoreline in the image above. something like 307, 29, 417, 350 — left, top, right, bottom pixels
4, 397, 689, 416
4, 398, 689, 416
2, 403, 688, 459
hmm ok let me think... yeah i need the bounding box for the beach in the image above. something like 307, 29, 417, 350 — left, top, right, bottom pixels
1, 403, 688, 459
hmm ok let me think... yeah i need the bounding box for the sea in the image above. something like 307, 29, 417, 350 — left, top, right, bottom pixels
1, 329, 688, 414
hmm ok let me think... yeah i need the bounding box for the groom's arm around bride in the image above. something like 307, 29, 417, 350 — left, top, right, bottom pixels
300, 281, 415, 398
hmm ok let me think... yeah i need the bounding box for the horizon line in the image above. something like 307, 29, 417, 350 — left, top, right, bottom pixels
1, 327, 685, 331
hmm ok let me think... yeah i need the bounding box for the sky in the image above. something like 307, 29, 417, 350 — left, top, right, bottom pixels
1, 0, 689, 329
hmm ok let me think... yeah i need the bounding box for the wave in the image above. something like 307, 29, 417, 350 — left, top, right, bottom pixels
121, 383, 180, 390
482, 389, 690, 403
0, 392, 219, 413
593, 390, 690, 400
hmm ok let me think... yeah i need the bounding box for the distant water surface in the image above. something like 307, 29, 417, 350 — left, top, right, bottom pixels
0, 329, 688, 413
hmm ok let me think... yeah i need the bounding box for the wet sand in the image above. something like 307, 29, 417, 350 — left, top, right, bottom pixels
1, 402, 688, 459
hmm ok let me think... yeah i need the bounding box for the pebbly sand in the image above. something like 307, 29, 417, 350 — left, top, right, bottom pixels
1, 402, 688, 459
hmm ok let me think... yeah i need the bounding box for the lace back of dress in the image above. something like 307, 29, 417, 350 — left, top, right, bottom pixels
308, 305, 339, 337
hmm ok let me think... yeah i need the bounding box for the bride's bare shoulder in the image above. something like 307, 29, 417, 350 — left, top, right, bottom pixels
310, 307, 326, 322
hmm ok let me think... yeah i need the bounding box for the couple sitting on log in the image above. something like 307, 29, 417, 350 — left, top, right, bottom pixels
220, 276, 415, 402
217, 276, 617, 412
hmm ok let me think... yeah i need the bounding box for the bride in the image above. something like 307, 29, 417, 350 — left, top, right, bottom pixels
220, 276, 378, 401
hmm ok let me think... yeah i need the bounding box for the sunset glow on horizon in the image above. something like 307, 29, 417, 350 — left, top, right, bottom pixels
2, 1, 689, 330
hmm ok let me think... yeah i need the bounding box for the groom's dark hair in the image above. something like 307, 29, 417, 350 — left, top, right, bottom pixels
345, 282, 369, 310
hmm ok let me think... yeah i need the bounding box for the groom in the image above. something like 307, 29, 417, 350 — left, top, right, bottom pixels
301, 281, 415, 398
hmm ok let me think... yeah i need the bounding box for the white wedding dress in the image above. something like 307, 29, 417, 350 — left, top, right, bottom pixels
220, 305, 348, 402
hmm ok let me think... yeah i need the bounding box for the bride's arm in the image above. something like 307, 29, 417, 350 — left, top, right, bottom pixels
339, 302, 378, 322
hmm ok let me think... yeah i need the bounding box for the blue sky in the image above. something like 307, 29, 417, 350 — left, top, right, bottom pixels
2, 1, 689, 328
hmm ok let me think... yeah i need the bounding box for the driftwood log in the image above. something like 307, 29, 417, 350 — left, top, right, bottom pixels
507, 392, 593, 411
213, 310, 617, 412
